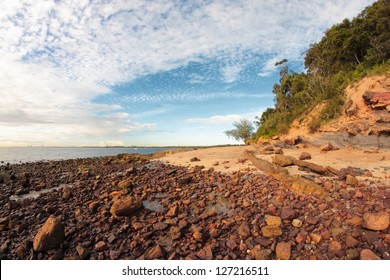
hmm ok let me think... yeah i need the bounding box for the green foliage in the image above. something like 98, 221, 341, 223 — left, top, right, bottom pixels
255, 0, 390, 140
225, 119, 254, 143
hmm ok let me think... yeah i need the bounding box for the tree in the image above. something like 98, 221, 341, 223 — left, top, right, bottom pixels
224, 119, 254, 143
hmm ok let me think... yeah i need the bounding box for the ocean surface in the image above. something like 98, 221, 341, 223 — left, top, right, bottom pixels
0, 147, 183, 165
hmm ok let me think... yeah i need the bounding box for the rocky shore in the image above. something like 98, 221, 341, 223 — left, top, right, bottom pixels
0, 152, 389, 260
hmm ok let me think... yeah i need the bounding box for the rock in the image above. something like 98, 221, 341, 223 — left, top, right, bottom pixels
276, 242, 291, 260
118, 178, 132, 189
95, 241, 108, 252
305, 215, 319, 225
362, 212, 389, 231
355, 190, 363, 198
193, 231, 203, 242
346, 216, 362, 226
346, 249, 359, 260
250, 245, 267, 260
272, 155, 294, 167
33, 216, 65, 252
274, 148, 283, 155
89, 201, 99, 212
346, 175, 358, 186
299, 152, 312, 160
280, 208, 297, 220
265, 216, 282, 227
261, 225, 282, 238
360, 249, 380, 260
147, 244, 164, 259
331, 227, 346, 238
226, 238, 237, 250
170, 227, 181, 240
110, 196, 143, 217
166, 205, 178, 217
310, 233, 322, 244
190, 157, 201, 162
321, 143, 339, 152
237, 223, 251, 239
292, 219, 302, 228
345, 235, 358, 248
76, 244, 89, 259
284, 136, 301, 146
62, 186, 72, 199
328, 241, 342, 252
196, 245, 213, 260
153, 222, 168, 231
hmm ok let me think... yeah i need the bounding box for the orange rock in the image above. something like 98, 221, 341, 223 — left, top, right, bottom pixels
276, 242, 291, 260
265, 216, 282, 227
345, 216, 362, 226
261, 225, 282, 238
110, 196, 143, 217
328, 241, 342, 252
362, 212, 390, 231
33, 216, 65, 252
360, 249, 380, 260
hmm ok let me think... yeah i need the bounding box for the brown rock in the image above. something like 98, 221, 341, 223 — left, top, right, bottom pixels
331, 227, 346, 238
360, 249, 380, 260
345, 235, 358, 248
346, 175, 358, 186
274, 148, 284, 154
196, 245, 213, 260
362, 212, 389, 231
346, 249, 359, 260
305, 215, 319, 225
346, 216, 362, 226
321, 143, 339, 152
237, 223, 251, 239
299, 152, 312, 160
250, 245, 267, 260
292, 219, 302, 228
153, 222, 168, 231
166, 205, 178, 217
226, 238, 237, 250
89, 201, 99, 212
261, 225, 282, 238
62, 186, 72, 199
295, 233, 305, 243
190, 157, 201, 162
193, 231, 203, 242
265, 216, 282, 227
310, 233, 322, 244
95, 241, 108, 252
272, 155, 294, 167
110, 196, 143, 217
33, 216, 65, 252
328, 241, 342, 252
76, 244, 89, 259
170, 227, 181, 240
147, 244, 165, 259
118, 178, 132, 189
276, 242, 291, 260
280, 208, 297, 220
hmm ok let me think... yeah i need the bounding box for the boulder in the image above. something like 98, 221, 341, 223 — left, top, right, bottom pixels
110, 196, 143, 217
33, 216, 65, 252
362, 212, 389, 231
272, 155, 294, 167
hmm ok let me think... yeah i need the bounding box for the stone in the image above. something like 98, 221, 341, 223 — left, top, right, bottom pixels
118, 179, 132, 189
299, 152, 312, 160
272, 155, 294, 167
170, 227, 181, 240
261, 225, 282, 238
346, 249, 359, 260
95, 241, 108, 252
321, 143, 339, 152
190, 157, 201, 162
274, 148, 284, 154
265, 216, 282, 227
147, 244, 164, 259
362, 212, 389, 231
76, 244, 89, 259
196, 245, 213, 260
346, 175, 358, 186
331, 227, 346, 238
110, 196, 143, 217
212, 161, 219, 166
226, 239, 237, 250
33, 216, 65, 252
345, 216, 362, 226
153, 222, 168, 231
89, 201, 99, 212
250, 245, 267, 260
280, 208, 297, 220
237, 223, 251, 239
193, 231, 203, 242
292, 219, 302, 228
305, 215, 319, 225
345, 235, 358, 248
166, 205, 178, 217
310, 233, 322, 244
276, 242, 291, 260
360, 249, 380, 260
328, 241, 342, 252
62, 186, 72, 199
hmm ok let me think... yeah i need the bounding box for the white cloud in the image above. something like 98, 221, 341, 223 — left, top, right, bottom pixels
184, 110, 264, 125
0, 0, 375, 144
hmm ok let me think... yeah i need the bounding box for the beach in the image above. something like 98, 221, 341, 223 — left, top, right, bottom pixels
0, 145, 389, 260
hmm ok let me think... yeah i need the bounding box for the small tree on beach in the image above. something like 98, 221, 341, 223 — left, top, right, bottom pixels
224, 119, 254, 144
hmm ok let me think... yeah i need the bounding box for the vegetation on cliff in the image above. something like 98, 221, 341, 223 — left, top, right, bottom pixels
254, 0, 390, 139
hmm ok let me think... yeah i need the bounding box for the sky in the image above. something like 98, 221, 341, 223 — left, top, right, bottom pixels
0, 0, 376, 147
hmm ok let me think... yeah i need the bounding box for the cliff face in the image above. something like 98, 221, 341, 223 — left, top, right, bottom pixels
284, 75, 390, 148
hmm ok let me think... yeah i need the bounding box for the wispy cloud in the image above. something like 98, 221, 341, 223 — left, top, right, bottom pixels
184, 110, 263, 125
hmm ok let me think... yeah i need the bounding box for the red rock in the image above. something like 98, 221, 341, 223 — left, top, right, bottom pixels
226, 239, 237, 250
321, 143, 339, 152
299, 152, 312, 160
166, 205, 178, 217
355, 190, 363, 198
76, 244, 89, 259
328, 241, 342, 252
346, 216, 362, 226
95, 241, 108, 252
153, 222, 168, 231
345, 235, 358, 248
362, 212, 389, 231
110, 196, 143, 217
261, 225, 282, 238
196, 245, 213, 260
280, 208, 297, 220
170, 227, 181, 240
295, 233, 305, 243
33, 216, 65, 252
147, 244, 164, 259
250, 245, 267, 260
265, 216, 282, 226
360, 249, 380, 260
346, 175, 358, 186
237, 223, 251, 239
305, 215, 319, 225
193, 231, 203, 242
276, 242, 291, 260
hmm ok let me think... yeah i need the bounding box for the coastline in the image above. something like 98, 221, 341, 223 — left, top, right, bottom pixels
0, 147, 389, 260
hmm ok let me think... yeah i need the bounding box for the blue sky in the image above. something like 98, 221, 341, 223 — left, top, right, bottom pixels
0, 0, 376, 146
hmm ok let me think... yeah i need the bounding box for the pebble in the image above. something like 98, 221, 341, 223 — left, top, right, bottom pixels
276, 242, 291, 260
362, 212, 389, 231
265, 216, 282, 227
292, 219, 302, 228
360, 249, 381, 260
